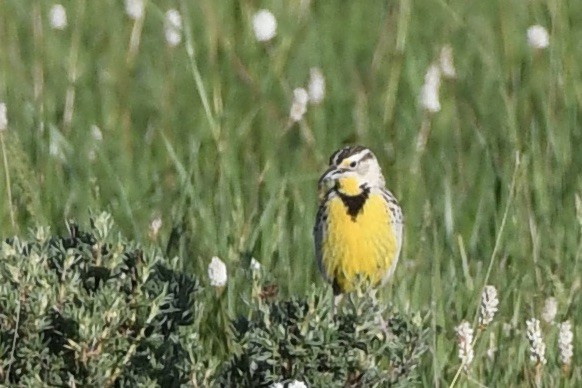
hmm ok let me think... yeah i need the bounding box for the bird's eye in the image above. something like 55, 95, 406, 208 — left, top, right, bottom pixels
349, 161, 357, 168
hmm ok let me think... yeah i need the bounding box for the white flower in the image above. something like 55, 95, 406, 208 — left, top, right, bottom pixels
526, 318, 547, 365
49, 4, 67, 30
289, 87, 309, 122
479, 285, 499, 328
270, 384, 283, 388
125, 0, 145, 20
149, 216, 162, 239
419, 64, 441, 113
250, 257, 261, 271
558, 321, 573, 367
164, 9, 182, 47
252, 9, 277, 42
91, 125, 103, 141
288, 381, 307, 388
0, 102, 7, 132
439, 45, 456, 79
487, 332, 497, 361
527, 25, 549, 49
208, 256, 227, 287
308, 67, 325, 104
455, 320, 474, 371
541, 297, 557, 323
424, 64, 441, 92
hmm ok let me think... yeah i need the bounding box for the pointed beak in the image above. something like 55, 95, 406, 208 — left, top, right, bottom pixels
318, 166, 345, 192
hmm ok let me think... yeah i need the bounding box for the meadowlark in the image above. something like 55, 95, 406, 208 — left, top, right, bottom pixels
314, 145, 403, 295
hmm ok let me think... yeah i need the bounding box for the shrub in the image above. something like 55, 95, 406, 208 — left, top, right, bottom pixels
218, 282, 429, 387
0, 212, 213, 386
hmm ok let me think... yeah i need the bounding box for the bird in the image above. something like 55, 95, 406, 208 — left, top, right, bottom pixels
314, 145, 403, 295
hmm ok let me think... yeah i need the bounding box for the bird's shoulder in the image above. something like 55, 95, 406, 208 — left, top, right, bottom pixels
372, 186, 403, 224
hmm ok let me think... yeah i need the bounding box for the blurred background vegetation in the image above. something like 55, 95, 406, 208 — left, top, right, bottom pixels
0, 0, 580, 385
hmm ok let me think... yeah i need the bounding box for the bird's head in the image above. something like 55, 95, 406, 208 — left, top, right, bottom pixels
318, 145, 385, 197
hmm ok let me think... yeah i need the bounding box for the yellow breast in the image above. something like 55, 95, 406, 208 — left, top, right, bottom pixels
322, 193, 397, 293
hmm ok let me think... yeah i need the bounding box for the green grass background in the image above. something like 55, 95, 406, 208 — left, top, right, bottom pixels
0, 0, 580, 385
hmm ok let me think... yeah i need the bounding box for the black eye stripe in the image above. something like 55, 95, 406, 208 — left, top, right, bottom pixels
359, 151, 374, 162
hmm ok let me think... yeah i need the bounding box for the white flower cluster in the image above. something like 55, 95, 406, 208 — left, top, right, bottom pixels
253, 9, 277, 42
91, 125, 103, 142
308, 67, 325, 105
558, 320, 573, 367
164, 9, 182, 47
541, 297, 557, 323
0, 102, 7, 132
250, 257, 261, 271
455, 320, 474, 371
289, 88, 309, 122
49, 4, 68, 30
289, 67, 326, 122
478, 285, 499, 328
149, 216, 162, 239
487, 332, 497, 361
208, 256, 227, 287
125, 0, 145, 20
439, 44, 456, 79
419, 44, 457, 113
527, 25, 549, 50
525, 318, 546, 365
419, 64, 441, 113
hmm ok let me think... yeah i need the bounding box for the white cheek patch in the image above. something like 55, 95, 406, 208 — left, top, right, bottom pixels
357, 162, 369, 174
